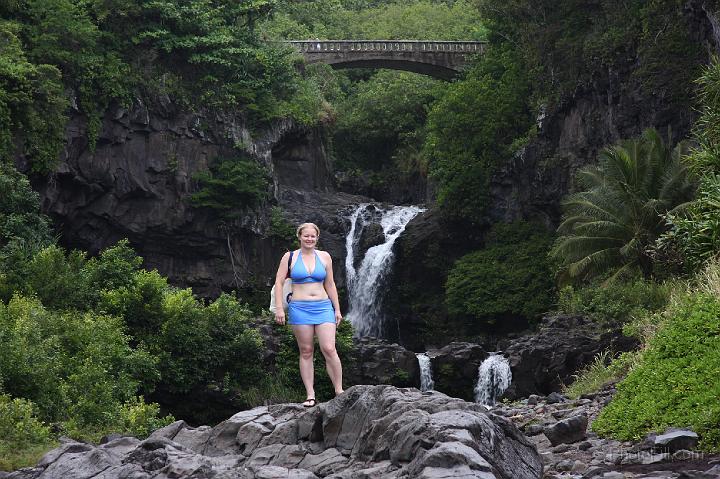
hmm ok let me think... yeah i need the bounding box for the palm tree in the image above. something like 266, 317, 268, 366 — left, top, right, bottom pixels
551, 128, 695, 284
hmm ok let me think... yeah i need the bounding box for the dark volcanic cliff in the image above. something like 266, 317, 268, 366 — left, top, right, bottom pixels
29, 94, 360, 298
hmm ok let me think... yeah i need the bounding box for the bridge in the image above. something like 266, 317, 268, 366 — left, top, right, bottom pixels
286, 40, 487, 80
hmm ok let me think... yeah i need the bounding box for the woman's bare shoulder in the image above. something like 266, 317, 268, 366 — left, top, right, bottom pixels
318, 250, 333, 261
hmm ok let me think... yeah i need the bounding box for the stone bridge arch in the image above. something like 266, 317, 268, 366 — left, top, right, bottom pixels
286, 40, 487, 80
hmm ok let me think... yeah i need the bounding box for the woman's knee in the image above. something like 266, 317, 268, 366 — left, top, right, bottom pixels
320, 344, 338, 358
299, 345, 314, 359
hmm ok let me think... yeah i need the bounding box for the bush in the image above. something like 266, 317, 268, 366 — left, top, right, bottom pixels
190, 157, 270, 219
0, 394, 55, 471
656, 174, 720, 273
0, 295, 160, 431
557, 278, 673, 325
445, 222, 555, 325
592, 293, 720, 450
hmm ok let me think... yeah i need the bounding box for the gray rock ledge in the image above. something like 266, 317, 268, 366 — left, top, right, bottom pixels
3, 385, 542, 479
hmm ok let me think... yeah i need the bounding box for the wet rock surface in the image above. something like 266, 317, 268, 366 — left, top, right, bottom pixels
2, 385, 542, 479
489, 387, 720, 479
500, 315, 639, 400
346, 338, 420, 387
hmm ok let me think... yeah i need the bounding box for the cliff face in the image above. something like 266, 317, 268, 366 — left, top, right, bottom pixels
30, 95, 342, 298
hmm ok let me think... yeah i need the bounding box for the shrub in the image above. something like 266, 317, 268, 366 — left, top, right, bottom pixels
0, 394, 55, 471
190, 157, 270, 219
592, 293, 720, 450
0, 295, 160, 431
445, 222, 555, 325
557, 278, 673, 325
655, 174, 720, 273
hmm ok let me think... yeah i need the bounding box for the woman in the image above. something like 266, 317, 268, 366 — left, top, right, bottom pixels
274, 222, 344, 407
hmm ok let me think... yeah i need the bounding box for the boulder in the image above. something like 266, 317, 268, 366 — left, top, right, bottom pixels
543, 415, 588, 446
346, 337, 419, 387
428, 342, 488, 401
7, 386, 543, 479
653, 429, 699, 452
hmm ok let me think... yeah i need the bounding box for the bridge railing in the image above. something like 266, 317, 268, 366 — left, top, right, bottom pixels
286, 40, 486, 54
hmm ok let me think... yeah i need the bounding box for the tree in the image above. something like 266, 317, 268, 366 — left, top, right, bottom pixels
551, 128, 695, 284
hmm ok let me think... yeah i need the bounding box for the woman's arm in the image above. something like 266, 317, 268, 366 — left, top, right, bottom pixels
322, 252, 343, 324
274, 251, 290, 324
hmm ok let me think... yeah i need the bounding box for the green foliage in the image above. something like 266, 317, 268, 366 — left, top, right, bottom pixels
424, 45, 533, 225
334, 71, 441, 171
191, 157, 270, 218
0, 164, 55, 302
557, 278, 673, 325
477, 0, 703, 104
654, 59, 720, 273
550, 128, 695, 285
263, 0, 486, 41
445, 221, 555, 325
687, 57, 720, 174
0, 394, 51, 448
0, 21, 67, 172
0, 294, 160, 430
592, 293, 720, 450
0, 394, 55, 471
268, 206, 297, 248
563, 350, 639, 399
656, 174, 720, 273
115, 396, 175, 439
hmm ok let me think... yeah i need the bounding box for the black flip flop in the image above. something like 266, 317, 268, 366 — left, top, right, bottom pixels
302, 398, 317, 407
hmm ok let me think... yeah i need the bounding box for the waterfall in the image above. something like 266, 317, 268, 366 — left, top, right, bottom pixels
345, 203, 424, 338
474, 354, 512, 406
416, 353, 434, 392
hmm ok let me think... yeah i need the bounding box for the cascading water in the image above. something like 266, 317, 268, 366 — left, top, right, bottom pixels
345, 203, 424, 338
474, 354, 512, 406
416, 353, 434, 392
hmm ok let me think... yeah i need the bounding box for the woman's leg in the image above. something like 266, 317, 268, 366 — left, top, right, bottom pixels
292, 325, 316, 401
316, 322, 343, 395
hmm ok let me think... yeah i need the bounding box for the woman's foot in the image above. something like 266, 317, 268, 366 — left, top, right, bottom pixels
335, 390, 344, 396
302, 398, 317, 407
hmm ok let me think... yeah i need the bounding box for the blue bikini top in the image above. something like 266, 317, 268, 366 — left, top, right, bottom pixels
290, 250, 327, 284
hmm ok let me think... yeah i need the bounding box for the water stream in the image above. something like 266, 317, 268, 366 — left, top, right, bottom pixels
474, 354, 512, 406
345, 203, 424, 338
416, 353, 434, 392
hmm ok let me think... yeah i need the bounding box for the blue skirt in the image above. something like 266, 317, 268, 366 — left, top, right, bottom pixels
288, 299, 335, 325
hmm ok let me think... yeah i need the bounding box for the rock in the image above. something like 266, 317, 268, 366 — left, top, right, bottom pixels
653, 429, 699, 452
640, 452, 669, 464
577, 441, 592, 451
426, 342, 488, 400
527, 395, 540, 405
547, 392, 567, 404
555, 459, 575, 471
7, 386, 543, 479
543, 415, 588, 446
524, 424, 545, 436
500, 315, 639, 400
346, 337, 419, 387
570, 460, 587, 473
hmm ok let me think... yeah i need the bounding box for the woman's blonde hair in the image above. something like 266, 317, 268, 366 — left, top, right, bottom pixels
296, 222, 320, 238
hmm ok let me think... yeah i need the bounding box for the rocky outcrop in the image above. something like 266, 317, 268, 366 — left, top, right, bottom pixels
427, 342, 488, 401
345, 338, 420, 388
500, 315, 639, 400
30, 96, 359, 298
4, 386, 544, 479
